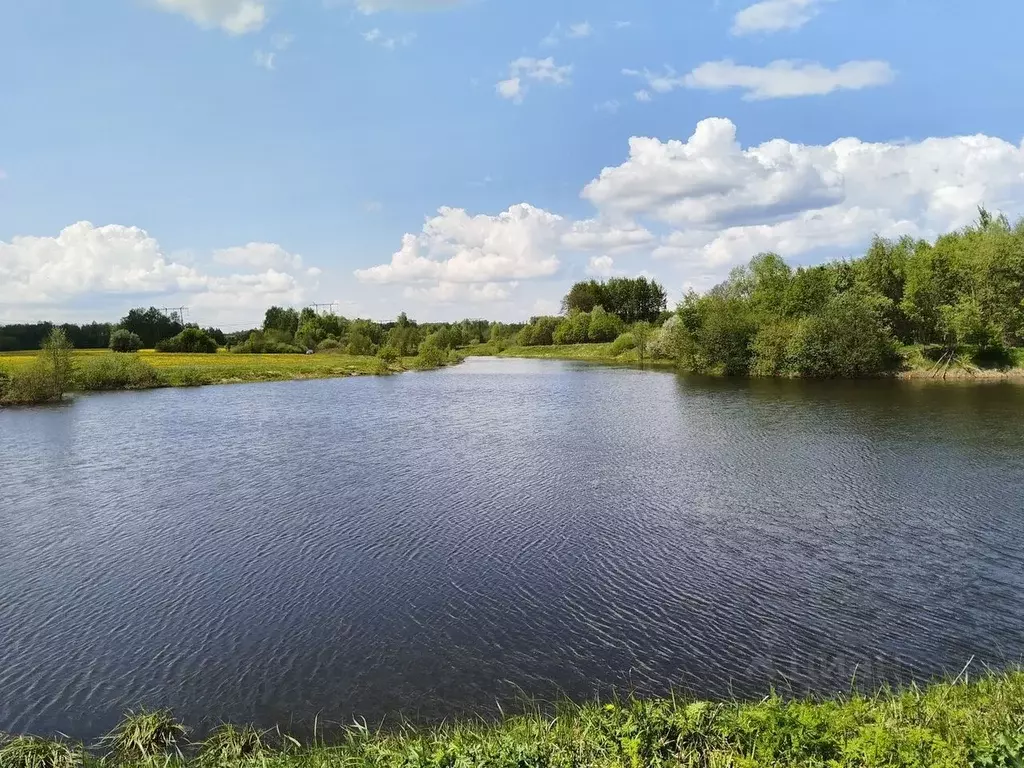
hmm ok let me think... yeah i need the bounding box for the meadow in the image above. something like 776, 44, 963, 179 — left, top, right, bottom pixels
1, 673, 1022, 768
0, 349, 414, 392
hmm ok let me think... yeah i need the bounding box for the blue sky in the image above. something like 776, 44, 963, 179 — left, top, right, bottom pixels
3, 0, 1024, 327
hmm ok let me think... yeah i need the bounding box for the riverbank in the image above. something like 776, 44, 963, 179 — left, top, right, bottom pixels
0, 349, 453, 405
2, 672, 1021, 767
467, 342, 1024, 379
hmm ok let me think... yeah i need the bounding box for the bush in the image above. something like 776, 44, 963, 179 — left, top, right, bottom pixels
749, 320, 799, 376
973, 340, 1015, 370
518, 316, 559, 346
316, 338, 342, 353
74, 355, 163, 391
588, 306, 623, 342
109, 329, 143, 353
415, 334, 448, 368
648, 315, 692, 361
2, 361, 61, 404
377, 345, 400, 364
155, 328, 218, 354
790, 292, 901, 378
553, 312, 590, 344
610, 332, 636, 356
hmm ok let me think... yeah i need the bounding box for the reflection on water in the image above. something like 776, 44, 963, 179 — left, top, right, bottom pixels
2, 358, 1023, 739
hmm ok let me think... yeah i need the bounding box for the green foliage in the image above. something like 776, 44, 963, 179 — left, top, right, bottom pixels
750, 319, 799, 376
587, 306, 624, 342
415, 334, 449, 369
41, 328, 74, 399
691, 294, 758, 375
377, 345, 401, 365
0, 361, 59, 404
315, 338, 342, 353
263, 306, 300, 337
156, 328, 219, 354
198, 725, 267, 766
108, 329, 144, 353
553, 311, 591, 344
518, 316, 560, 346
231, 331, 303, 354
563, 277, 668, 324
119, 307, 184, 348
104, 709, 187, 761
0, 736, 82, 768
610, 332, 636, 356
74, 355, 163, 391
632, 321, 653, 362
5, 674, 1024, 768
790, 291, 901, 378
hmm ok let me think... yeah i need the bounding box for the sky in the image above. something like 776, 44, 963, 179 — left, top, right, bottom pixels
3, 0, 1024, 328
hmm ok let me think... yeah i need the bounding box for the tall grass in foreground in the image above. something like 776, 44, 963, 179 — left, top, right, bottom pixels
2, 673, 1024, 767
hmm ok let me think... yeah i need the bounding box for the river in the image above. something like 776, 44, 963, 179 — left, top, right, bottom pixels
2, 357, 1023, 739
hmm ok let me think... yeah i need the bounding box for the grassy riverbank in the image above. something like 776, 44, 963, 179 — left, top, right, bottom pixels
2, 673, 1022, 767
0, 349, 443, 404
467, 342, 1024, 379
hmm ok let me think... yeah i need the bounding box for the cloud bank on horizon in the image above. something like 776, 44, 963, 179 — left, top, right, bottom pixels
3, 0, 1024, 325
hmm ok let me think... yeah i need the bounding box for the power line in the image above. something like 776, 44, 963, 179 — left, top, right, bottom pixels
158, 306, 189, 325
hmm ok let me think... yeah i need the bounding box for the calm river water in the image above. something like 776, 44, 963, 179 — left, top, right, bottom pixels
2, 357, 1024, 739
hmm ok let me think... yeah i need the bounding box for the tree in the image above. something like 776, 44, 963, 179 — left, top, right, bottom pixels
119, 308, 184, 348
263, 306, 300, 337
553, 312, 591, 344
587, 306, 623, 342
561, 280, 608, 315
790, 291, 900, 378
42, 327, 74, 399
632, 322, 653, 364
109, 329, 144, 353
155, 328, 218, 353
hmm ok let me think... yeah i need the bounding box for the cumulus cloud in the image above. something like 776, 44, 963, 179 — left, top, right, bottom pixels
355, 205, 564, 285
153, 0, 266, 34
585, 118, 1024, 282
0, 222, 314, 324
213, 243, 304, 270
622, 66, 687, 95
732, 0, 831, 35
363, 28, 416, 48
497, 57, 573, 103
586, 256, 622, 277
686, 59, 895, 100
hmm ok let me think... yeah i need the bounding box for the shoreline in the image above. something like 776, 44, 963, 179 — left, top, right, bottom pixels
3, 672, 1021, 767
465, 343, 1024, 382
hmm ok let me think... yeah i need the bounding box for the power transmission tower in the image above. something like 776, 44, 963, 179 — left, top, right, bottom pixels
309, 302, 337, 315
159, 306, 189, 324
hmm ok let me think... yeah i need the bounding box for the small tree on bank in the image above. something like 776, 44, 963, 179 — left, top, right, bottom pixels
109, 329, 144, 353
42, 328, 74, 399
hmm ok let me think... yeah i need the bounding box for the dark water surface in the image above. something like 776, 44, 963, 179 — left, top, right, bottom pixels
2, 358, 1024, 739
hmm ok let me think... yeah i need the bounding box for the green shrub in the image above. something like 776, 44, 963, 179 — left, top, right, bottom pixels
316, 338, 342, 353
74, 355, 163, 391
791, 291, 901, 378
588, 306, 624, 342
1, 361, 61, 404
377, 345, 400, 364
973, 340, 1015, 370
170, 367, 213, 387
553, 312, 591, 344
518, 316, 559, 346
610, 332, 636, 356
156, 328, 218, 354
108, 329, 143, 353
750, 319, 799, 376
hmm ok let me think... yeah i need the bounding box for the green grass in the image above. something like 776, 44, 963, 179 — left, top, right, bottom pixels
2, 673, 1023, 767
0, 350, 421, 397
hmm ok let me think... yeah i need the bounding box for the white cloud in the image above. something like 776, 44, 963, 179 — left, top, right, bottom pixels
0, 222, 314, 325
153, 0, 266, 34
355, 205, 564, 285
562, 219, 655, 252
686, 59, 894, 100
496, 57, 572, 103
213, 243, 303, 270
363, 28, 416, 48
586, 118, 1024, 284
614, 20, 632, 29
732, 0, 830, 36
586, 256, 621, 277
626, 59, 892, 100
567, 21, 593, 38
595, 100, 621, 114
403, 281, 515, 304
253, 49, 276, 70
